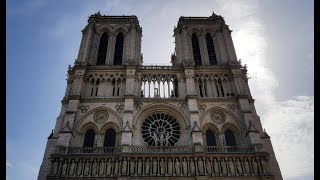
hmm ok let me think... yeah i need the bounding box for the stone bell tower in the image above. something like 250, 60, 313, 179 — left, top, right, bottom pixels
38, 12, 282, 180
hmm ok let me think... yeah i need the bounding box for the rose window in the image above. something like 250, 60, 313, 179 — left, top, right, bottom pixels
141, 113, 181, 146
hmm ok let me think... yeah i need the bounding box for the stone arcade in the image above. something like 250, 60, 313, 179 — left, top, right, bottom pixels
38, 12, 283, 180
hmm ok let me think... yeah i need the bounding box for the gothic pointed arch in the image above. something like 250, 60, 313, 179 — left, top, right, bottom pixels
96, 32, 109, 65
83, 128, 95, 147
224, 129, 237, 146
206, 33, 217, 65
75, 106, 123, 133
113, 32, 124, 65
104, 128, 116, 147
191, 33, 202, 66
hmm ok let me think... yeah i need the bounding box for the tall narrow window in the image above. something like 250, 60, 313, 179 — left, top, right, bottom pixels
173, 79, 179, 97
206, 33, 217, 65
225, 129, 237, 146
192, 33, 202, 66
114, 32, 124, 65
83, 129, 95, 147
206, 130, 217, 146
104, 129, 116, 147
96, 33, 109, 66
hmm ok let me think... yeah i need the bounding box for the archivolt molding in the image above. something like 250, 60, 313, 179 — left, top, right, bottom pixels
113, 25, 129, 36
85, 73, 126, 83
79, 122, 99, 134
100, 122, 121, 134
133, 103, 189, 129
201, 123, 219, 134
95, 25, 113, 36
75, 106, 122, 133
200, 106, 244, 132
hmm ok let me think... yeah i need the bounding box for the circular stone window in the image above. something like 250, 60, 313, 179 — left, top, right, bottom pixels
141, 113, 181, 146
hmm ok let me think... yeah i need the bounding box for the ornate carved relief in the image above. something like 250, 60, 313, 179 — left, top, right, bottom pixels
79, 105, 90, 113
115, 105, 124, 113
93, 111, 109, 124
210, 111, 226, 124
227, 104, 237, 112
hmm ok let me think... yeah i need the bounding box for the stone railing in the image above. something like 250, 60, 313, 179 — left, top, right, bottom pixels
55, 145, 262, 155
47, 145, 272, 179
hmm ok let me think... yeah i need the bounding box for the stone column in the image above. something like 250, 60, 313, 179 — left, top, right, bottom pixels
222, 25, 238, 62
107, 34, 116, 65
199, 34, 209, 65
77, 22, 94, 64
216, 31, 229, 64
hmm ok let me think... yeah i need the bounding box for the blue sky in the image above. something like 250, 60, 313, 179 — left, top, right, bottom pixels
6, 0, 314, 179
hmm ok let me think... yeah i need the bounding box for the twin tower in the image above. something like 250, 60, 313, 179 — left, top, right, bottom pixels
38, 12, 282, 180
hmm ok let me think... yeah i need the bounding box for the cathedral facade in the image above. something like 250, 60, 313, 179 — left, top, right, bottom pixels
38, 12, 282, 180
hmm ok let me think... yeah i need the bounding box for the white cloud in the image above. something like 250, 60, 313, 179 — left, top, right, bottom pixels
215, 1, 314, 179
263, 96, 314, 178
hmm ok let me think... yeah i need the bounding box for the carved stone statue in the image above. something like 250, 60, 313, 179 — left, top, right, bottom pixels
61, 160, 68, 176
83, 159, 90, 176
205, 158, 212, 175
235, 158, 243, 175
159, 132, 165, 146
69, 159, 76, 176
198, 157, 204, 175
106, 158, 112, 176
76, 159, 83, 176
51, 160, 59, 175
243, 158, 250, 175
122, 158, 127, 175
165, 132, 171, 146
91, 159, 98, 176
99, 159, 105, 176
160, 158, 165, 175
260, 159, 270, 175
130, 158, 135, 175
152, 158, 157, 175
167, 158, 173, 175
114, 158, 119, 176
137, 159, 142, 175
220, 158, 227, 175
251, 158, 258, 175
228, 158, 235, 176
175, 158, 181, 175
152, 132, 158, 146
213, 158, 219, 175
182, 158, 188, 175
190, 158, 195, 175
145, 158, 150, 175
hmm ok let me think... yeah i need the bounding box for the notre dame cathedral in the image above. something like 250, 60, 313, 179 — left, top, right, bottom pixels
38, 12, 282, 180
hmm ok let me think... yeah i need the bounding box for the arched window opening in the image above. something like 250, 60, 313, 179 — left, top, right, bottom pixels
192, 33, 202, 66
83, 129, 95, 148
173, 79, 179, 97
206, 129, 217, 146
113, 32, 124, 65
206, 33, 217, 65
104, 128, 116, 147
225, 129, 237, 146
90, 79, 100, 97
96, 32, 109, 66
215, 79, 224, 97
199, 80, 207, 97
112, 79, 120, 97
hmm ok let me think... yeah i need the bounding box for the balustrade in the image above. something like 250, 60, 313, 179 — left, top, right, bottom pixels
48, 145, 272, 178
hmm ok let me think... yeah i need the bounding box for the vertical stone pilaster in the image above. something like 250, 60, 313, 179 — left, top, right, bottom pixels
77, 22, 94, 63
222, 25, 238, 62
216, 32, 229, 64
107, 34, 116, 65
199, 35, 209, 65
